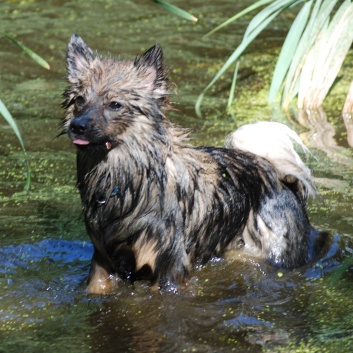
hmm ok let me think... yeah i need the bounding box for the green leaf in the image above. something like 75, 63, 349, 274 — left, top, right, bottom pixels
0, 99, 31, 191
1, 33, 50, 70
152, 0, 197, 22
268, 0, 312, 103
281, 0, 340, 107
244, 0, 298, 38
204, 0, 275, 38
227, 62, 240, 109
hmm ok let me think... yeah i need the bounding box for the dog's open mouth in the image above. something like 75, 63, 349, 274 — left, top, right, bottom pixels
72, 139, 90, 146
72, 138, 112, 151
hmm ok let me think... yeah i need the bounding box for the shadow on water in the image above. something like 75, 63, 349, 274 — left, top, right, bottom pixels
1, 0, 353, 352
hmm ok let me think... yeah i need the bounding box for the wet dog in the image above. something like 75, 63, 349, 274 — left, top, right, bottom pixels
62, 34, 316, 294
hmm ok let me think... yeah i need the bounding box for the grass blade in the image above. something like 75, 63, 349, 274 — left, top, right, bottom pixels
268, 0, 312, 103
1, 33, 50, 70
227, 62, 240, 109
204, 0, 275, 38
195, 92, 205, 118
152, 0, 197, 22
0, 99, 30, 191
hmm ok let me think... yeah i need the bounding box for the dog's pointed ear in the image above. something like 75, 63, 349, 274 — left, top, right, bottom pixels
134, 45, 168, 96
67, 34, 95, 81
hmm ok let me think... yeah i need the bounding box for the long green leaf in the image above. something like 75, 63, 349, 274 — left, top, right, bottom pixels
268, 0, 312, 103
227, 62, 240, 109
244, 0, 300, 38
1, 33, 50, 70
152, 0, 197, 22
195, 93, 205, 118
204, 0, 275, 38
196, 8, 282, 116
0, 99, 30, 191
284, 0, 325, 105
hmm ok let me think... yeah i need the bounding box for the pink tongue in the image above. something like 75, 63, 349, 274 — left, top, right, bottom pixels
73, 139, 90, 145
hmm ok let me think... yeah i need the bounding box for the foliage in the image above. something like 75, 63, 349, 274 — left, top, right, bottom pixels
0, 33, 50, 192
0, 99, 31, 192
197, 0, 353, 115
292, 0, 353, 109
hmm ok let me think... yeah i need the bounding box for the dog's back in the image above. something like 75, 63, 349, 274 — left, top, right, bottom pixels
63, 34, 315, 294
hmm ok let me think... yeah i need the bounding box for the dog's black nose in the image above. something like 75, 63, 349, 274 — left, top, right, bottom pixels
70, 117, 88, 135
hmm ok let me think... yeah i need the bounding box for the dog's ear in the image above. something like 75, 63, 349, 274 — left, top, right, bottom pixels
67, 34, 95, 81
134, 45, 168, 96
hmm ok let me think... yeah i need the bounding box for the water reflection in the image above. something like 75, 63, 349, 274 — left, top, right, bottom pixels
296, 108, 353, 165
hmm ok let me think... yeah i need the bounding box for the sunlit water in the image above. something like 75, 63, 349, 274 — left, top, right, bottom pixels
1, 0, 353, 352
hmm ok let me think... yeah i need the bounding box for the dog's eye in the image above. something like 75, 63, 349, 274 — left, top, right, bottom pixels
108, 101, 122, 111
75, 96, 85, 106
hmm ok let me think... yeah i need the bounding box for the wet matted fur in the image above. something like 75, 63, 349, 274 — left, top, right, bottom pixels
62, 34, 316, 294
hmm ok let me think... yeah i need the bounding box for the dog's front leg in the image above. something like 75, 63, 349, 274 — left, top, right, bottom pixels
86, 252, 118, 294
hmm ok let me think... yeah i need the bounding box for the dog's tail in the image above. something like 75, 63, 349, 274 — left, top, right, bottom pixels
225, 122, 316, 199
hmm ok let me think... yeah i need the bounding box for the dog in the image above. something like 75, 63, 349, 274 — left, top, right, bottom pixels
62, 34, 316, 294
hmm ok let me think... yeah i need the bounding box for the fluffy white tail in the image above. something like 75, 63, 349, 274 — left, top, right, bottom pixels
225, 122, 316, 198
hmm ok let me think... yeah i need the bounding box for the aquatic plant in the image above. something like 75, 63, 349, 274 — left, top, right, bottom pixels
197, 0, 353, 115
0, 33, 50, 192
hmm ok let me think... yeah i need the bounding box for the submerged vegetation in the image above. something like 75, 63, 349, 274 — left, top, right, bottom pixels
0, 33, 50, 192
196, 0, 353, 114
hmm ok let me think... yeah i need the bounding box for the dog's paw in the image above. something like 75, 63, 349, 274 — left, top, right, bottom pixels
86, 274, 119, 295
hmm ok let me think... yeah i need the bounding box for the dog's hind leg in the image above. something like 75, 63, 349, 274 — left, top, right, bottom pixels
243, 187, 310, 268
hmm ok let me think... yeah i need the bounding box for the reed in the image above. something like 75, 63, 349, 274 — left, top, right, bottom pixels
197, 0, 353, 114
0, 33, 50, 192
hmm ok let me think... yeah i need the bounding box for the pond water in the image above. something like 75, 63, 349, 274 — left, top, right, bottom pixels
1, 0, 353, 352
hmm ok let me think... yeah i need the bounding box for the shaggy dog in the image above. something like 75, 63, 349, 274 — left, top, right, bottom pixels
62, 34, 316, 294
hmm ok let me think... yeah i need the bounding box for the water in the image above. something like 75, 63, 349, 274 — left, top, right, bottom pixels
1, 0, 353, 352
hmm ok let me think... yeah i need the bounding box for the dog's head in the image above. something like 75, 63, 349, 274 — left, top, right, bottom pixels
62, 34, 171, 152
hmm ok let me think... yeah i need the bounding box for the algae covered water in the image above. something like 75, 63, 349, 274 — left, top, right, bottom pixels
1, 0, 353, 352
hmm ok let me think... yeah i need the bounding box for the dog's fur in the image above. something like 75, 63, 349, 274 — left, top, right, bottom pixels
62, 34, 316, 294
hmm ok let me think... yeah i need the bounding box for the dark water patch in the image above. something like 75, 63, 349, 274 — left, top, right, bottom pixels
0, 239, 95, 353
